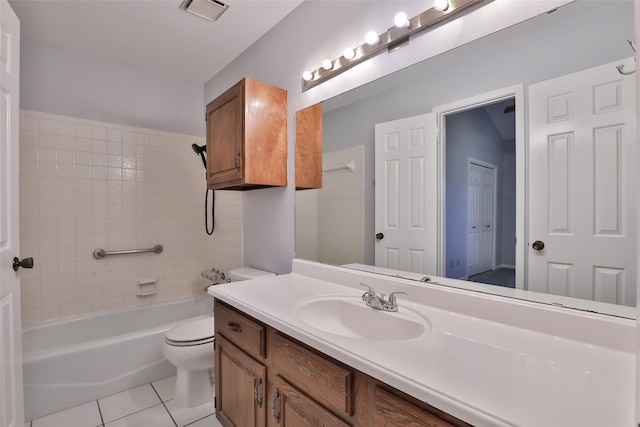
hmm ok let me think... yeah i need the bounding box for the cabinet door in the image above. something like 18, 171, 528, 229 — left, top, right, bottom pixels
216, 335, 266, 427
271, 376, 350, 427
207, 80, 244, 188
373, 386, 457, 427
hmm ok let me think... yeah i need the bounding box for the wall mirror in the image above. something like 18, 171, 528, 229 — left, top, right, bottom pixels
295, 0, 637, 319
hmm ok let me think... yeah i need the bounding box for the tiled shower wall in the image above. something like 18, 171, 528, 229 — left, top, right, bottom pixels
18, 110, 242, 326
295, 145, 364, 265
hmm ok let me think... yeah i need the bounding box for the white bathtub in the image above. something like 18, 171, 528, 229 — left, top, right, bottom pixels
22, 296, 213, 421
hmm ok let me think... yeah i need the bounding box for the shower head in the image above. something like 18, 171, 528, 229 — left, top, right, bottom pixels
192, 144, 207, 169
192, 144, 206, 155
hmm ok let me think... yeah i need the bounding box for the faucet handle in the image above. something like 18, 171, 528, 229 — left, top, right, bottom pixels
384, 291, 407, 311
359, 283, 376, 302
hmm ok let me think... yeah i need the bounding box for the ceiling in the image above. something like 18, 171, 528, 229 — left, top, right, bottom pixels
8, 0, 304, 85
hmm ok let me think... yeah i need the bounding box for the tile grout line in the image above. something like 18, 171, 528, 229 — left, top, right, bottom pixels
150, 381, 178, 427
96, 398, 105, 427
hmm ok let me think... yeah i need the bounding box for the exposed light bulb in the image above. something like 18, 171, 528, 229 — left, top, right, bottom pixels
365, 31, 380, 45
302, 71, 313, 81
321, 59, 333, 70
394, 12, 410, 28
343, 47, 355, 60
434, 0, 449, 11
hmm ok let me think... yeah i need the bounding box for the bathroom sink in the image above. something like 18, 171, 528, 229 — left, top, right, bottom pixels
292, 295, 430, 340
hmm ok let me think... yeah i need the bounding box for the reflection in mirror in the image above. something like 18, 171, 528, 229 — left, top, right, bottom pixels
294, 0, 636, 318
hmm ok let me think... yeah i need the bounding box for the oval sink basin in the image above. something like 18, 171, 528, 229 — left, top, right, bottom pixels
292, 295, 430, 340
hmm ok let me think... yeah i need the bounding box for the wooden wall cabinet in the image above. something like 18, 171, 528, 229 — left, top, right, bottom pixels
214, 300, 469, 427
206, 78, 287, 190
295, 103, 323, 190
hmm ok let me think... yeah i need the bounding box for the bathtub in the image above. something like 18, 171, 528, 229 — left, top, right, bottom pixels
22, 296, 213, 421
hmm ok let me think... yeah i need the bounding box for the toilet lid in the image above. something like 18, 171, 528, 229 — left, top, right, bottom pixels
166, 317, 215, 343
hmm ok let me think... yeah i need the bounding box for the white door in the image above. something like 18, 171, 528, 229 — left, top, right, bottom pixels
467, 161, 496, 277
528, 58, 636, 306
374, 113, 437, 274
0, 1, 23, 426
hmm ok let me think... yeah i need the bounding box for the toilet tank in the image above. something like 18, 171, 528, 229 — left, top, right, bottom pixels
228, 267, 275, 282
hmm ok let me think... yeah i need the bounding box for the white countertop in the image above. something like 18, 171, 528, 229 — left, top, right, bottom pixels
209, 260, 635, 427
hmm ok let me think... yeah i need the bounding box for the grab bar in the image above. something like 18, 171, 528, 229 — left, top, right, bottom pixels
93, 244, 163, 260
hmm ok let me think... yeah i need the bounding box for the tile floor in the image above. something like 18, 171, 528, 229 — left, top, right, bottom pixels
26, 375, 223, 427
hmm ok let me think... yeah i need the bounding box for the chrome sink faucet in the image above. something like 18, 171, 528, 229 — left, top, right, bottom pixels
359, 284, 406, 312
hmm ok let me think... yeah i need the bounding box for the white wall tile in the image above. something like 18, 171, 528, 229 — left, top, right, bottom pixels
19, 110, 243, 325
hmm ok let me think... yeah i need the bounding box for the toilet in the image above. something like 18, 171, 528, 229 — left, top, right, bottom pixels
162, 267, 275, 408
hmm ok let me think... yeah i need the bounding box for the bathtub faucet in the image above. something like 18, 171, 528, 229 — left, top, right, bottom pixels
201, 268, 225, 282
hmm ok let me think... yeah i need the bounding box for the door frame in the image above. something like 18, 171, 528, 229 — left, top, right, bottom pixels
466, 158, 498, 278
433, 84, 526, 289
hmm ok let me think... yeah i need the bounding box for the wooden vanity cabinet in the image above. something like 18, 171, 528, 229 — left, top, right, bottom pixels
214, 300, 468, 427
271, 375, 350, 427
206, 78, 287, 190
215, 302, 267, 427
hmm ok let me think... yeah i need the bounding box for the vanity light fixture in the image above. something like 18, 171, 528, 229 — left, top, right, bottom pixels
365, 31, 380, 45
394, 12, 411, 28
301, 0, 486, 91
343, 47, 356, 60
434, 0, 450, 12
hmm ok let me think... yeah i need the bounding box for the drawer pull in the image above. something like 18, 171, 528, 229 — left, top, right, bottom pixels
226, 321, 242, 333
254, 377, 263, 408
298, 365, 311, 377
234, 151, 241, 171
272, 388, 281, 424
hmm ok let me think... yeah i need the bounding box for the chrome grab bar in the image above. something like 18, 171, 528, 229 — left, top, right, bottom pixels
93, 244, 163, 260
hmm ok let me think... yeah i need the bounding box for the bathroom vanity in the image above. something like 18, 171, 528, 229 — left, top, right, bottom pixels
208, 259, 635, 427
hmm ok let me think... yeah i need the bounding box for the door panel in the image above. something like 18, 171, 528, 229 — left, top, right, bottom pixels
467, 162, 495, 277
0, 1, 23, 426
528, 58, 636, 306
374, 113, 436, 274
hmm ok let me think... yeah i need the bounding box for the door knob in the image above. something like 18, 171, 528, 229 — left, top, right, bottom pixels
13, 257, 34, 272
375, 233, 384, 240
531, 240, 545, 251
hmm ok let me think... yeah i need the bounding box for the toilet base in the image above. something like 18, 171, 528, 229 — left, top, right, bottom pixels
174, 368, 214, 408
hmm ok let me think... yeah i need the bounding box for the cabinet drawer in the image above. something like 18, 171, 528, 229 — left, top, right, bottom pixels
374, 386, 459, 427
271, 331, 353, 416
215, 301, 266, 359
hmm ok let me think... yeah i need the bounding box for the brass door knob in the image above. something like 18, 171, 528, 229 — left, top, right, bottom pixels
531, 240, 545, 251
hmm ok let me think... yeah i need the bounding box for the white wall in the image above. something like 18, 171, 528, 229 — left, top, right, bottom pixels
20, 40, 205, 137
204, 0, 571, 274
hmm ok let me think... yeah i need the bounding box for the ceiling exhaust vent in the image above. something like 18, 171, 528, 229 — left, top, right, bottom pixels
179, 0, 230, 22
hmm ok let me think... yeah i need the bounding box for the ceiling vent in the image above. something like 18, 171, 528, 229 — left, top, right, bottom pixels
179, 0, 230, 22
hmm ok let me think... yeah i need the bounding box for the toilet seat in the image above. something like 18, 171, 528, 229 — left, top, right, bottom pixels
165, 317, 215, 347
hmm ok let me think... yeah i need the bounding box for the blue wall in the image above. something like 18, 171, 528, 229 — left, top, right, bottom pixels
445, 108, 515, 279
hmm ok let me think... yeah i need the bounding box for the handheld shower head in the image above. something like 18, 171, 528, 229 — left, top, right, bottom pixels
191, 144, 207, 169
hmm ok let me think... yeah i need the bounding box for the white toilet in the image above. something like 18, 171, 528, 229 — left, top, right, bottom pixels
162, 267, 275, 408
